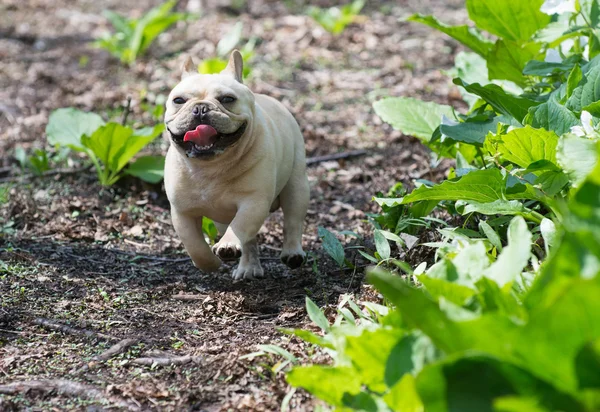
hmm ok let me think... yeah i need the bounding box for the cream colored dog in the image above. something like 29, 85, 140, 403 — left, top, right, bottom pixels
163, 50, 309, 280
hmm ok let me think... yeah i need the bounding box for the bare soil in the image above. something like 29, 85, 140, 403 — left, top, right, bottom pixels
0, 0, 466, 410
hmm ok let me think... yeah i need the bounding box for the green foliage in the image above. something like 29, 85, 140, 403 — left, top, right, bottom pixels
46, 108, 164, 186
308, 0, 365, 35
14, 147, 49, 176
95, 0, 190, 65
197, 22, 255, 77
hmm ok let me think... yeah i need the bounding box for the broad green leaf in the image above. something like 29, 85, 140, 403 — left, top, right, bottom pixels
305, 296, 330, 333
535, 170, 569, 196
523, 60, 580, 77
384, 374, 424, 412
453, 79, 540, 122
202, 217, 218, 243
466, 0, 550, 43
374, 229, 391, 260
126, 155, 165, 183
479, 220, 502, 251
475, 277, 525, 317
46, 108, 105, 151
373, 97, 454, 142
402, 168, 506, 204
488, 40, 541, 86
318, 226, 345, 267
492, 126, 559, 168
286, 366, 361, 406
419, 275, 477, 306
217, 21, 243, 57
198, 58, 228, 75
407, 14, 493, 57
556, 134, 598, 187
528, 93, 580, 136
344, 328, 405, 391
458, 199, 525, 217
484, 216, 531, 287
566, 64, 600, 114
439, 117, 500, 146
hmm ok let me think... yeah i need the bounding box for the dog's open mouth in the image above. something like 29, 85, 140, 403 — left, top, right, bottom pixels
168, 122, 247, 159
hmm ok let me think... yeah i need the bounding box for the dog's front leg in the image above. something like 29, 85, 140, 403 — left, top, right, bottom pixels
171, 210, 221, 272
213, 200, 270, 280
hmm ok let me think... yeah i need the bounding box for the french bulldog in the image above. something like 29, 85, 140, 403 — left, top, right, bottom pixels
163, 50, 309, 280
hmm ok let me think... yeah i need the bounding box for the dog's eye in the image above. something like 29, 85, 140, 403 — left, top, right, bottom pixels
173, 97, 186, 105
219, 96, 236, 104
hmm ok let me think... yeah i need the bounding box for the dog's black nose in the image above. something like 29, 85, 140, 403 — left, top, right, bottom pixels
192, 104, 209, 118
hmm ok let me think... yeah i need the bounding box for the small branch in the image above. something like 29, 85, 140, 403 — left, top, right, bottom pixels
121, 96, 132, 126
33, 318, 118, 342
127, 355, 202, 367
172, 293, 207, 301
106, 248, 190, 263
75, 338, 139, 374
0, 379, 137, 410
306, 149, 368, 166
0, 165, 93, 184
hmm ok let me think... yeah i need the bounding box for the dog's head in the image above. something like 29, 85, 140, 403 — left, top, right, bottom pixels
165, 50, 253, 159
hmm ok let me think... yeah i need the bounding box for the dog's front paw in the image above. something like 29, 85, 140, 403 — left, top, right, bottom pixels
280, 250, 306, 269
212, 241, 242, 261
232, 263, 265, 280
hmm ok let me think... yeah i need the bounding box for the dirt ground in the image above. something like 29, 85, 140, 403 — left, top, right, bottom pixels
0, 0, 466, 410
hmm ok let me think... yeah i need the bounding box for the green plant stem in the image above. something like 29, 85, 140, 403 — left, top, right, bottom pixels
521, 208, 544, 225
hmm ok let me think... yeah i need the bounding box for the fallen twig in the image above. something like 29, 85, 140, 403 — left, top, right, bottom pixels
121, 96, 132, 126
33, 318, 118, 342
127, 355, 202, 367
172, 293, 207, 301
75, 338, 139, 374
106, 248, 190, 263
0, 165, 93, 184
306, 149, 368, 166
0, 379, 137, 410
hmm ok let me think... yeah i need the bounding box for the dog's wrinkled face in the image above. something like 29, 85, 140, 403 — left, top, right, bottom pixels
165, 68, 254, 159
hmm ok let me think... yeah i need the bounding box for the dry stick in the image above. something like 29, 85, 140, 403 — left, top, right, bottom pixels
75, 338, 139, 374
0, 379, 137, 410
121, 96, 132, 126
127, 355, 202, 367
172, 293, 207, 301
33, 318, 118, 342
306, 149, 368, 166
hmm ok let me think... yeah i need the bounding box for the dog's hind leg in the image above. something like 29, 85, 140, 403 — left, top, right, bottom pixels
171, 210, 221, 272
279, 171, 309, 269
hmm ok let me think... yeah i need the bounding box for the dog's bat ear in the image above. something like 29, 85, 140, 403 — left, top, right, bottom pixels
181, 56, 196, 79
221, 49, 243, 83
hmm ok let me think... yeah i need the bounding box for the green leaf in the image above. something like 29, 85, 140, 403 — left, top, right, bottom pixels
126, 155, 165, 183
566, 64, 600, 114
280, 328, 334, 349
402, 169, 506, 204
458, 199, 525, 217
286, 366, 362, 406
383, 374, 424, 412
535, 170, 569, 196
216, 21, 243, 57
557, 134, 598, 187
344, 328, 405, 391
419, 275, 477, 306
256, 344, 297, 363
492, 126, 559, 168
466, 0, 550, 43
374, 229, 391, 260
305, 296, 330, 333
198, 58, 228, 75
46, 108, 105, 151
484, 216, 531, 287
318, 226, 345, 267
453, 79, 540, 122
373, 97, 454, 142
479, 220, 502, 251
439, 117, 500, 146
528, 93, 580, 136
488, 40, 541, 86
202, 217, 218, 244
407, 14, 493, 57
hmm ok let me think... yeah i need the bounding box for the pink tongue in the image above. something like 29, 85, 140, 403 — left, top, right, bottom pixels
183, 125, 218, 147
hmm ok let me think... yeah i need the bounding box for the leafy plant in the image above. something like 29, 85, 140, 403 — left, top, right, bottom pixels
46, 108, 164, 186
197, 22, 255, 77
14, 147, 50, 176
308, 0, 366, 35
96, 0, 190, 65
285, 146, 600, 410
